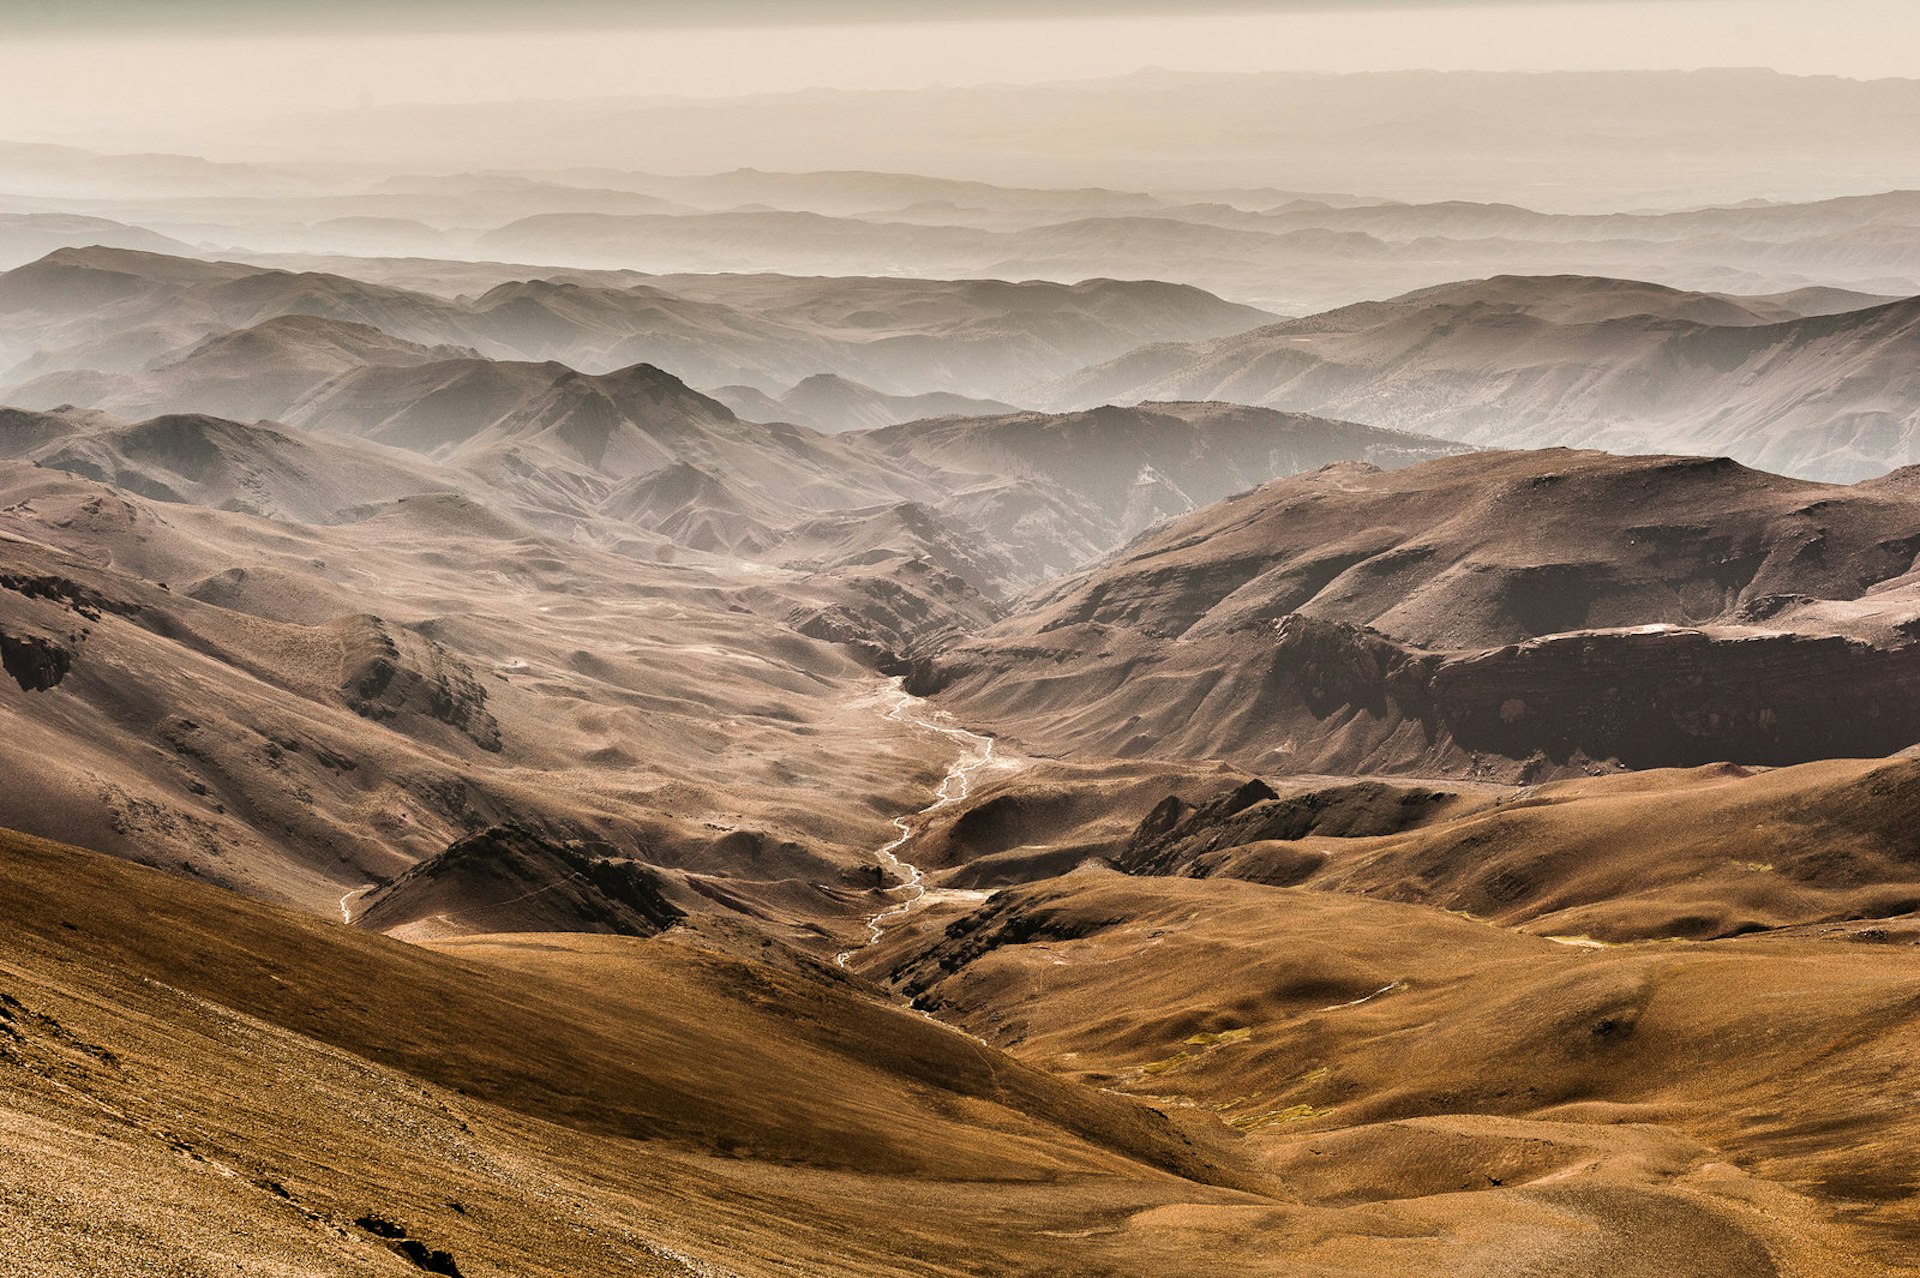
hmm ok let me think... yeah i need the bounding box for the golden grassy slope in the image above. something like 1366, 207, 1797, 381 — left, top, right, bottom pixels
0, 824, 1275, 1277
883, 868, 1920, 1275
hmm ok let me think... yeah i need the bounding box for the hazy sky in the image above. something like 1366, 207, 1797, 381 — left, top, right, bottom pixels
3, 0, 1918, 147
0, 1, 1674, 34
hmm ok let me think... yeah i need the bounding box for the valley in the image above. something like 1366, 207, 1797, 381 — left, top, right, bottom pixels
7, 230, 1920, 1274
5, 31, 1920, 1278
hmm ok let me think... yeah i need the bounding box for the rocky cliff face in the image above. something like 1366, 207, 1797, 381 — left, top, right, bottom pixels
1434, 624, 1920, 768
0, 567, 143, 692
1272, 615, 1920, 773
0, 630, 68, 691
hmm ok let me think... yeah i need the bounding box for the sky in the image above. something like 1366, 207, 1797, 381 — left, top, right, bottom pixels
0, 1, 1681, 34
1, 0, 1917, 147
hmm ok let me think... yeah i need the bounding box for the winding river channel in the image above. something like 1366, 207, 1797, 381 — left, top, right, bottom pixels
836, 679, 999, 968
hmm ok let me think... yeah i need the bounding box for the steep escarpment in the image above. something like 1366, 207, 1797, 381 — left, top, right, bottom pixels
919, 450, 1920, 776
1432, 622, 1920, 766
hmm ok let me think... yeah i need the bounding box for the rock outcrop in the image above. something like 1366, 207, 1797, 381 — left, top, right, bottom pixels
353, 824, 686, 939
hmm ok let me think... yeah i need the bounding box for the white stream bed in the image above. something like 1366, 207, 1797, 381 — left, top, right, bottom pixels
836, 679, 1001, 968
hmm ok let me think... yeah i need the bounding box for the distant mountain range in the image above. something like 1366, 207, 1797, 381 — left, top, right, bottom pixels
1051, 274, 1920, 480
190, 70, 1920, 209
12, 128, 1920, 314
0, 246, 1274, 404
18, 250, 1916, 482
